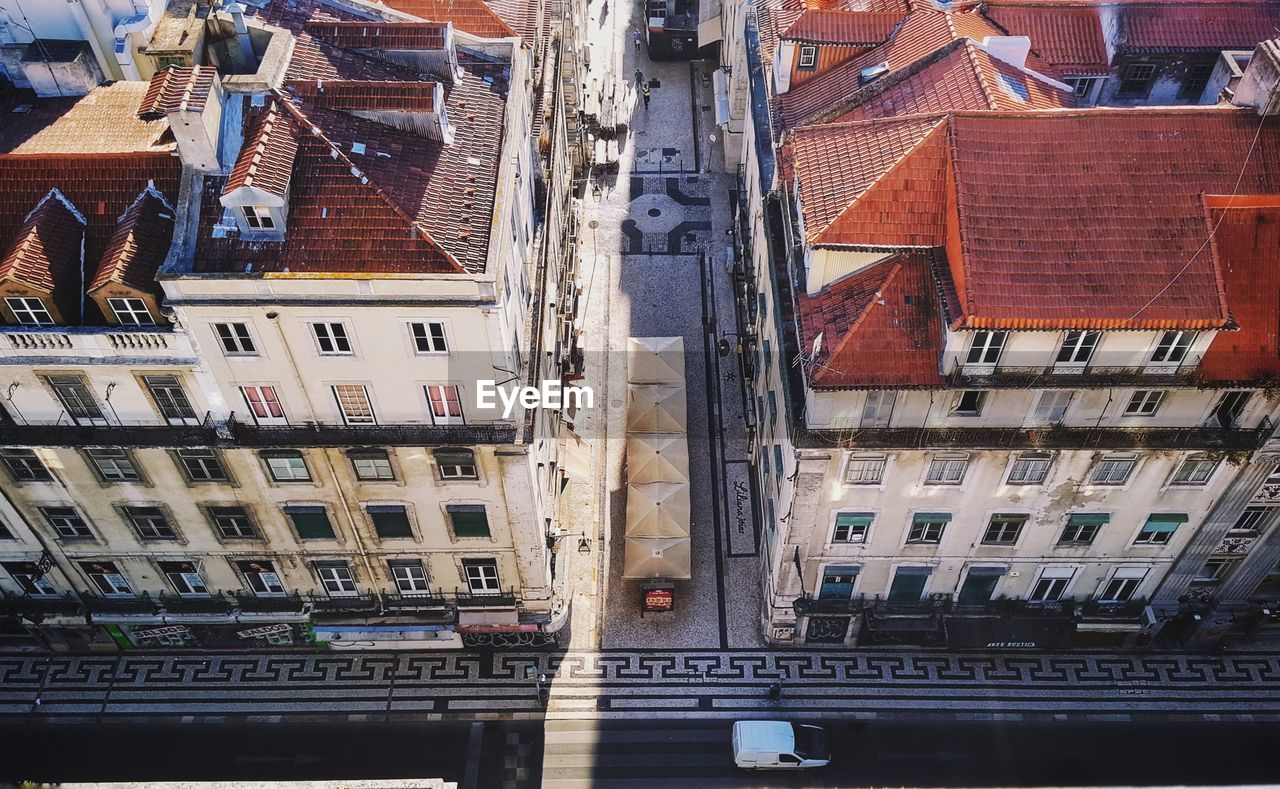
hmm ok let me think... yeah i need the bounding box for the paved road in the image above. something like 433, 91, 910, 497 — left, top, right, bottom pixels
543, 719, 1280, 787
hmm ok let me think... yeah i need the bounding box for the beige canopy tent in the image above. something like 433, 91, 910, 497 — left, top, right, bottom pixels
626, 433, 690, 484
627, 384, 688, 433
627, 336, 686, 384
625, 481, 691, 538
561, 434, 593, 483
622, 536, 692, 580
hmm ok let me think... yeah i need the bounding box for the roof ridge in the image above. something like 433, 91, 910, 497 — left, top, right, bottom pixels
273, 92, 464, 273
961, 39, 1001, 110
822, 259, 904, 365
811, 117, 946, 243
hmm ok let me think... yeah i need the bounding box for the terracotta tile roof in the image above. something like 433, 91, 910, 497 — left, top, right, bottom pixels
1198, 201, 1280, 383
780, 10, 902, 44
192, 55, 506, 275
302, 20, 449, 50
483, 0, 544, 46
0, 190, 85, 294
805, 40, 1074, 124
982, 5, 1109, 75
777, 8, 1055, 127
224, 102, 300, 199
797, 253, 946, 388
89, 187, 177, 294
137, 66, 216, 120
381, 0, 518, 38
0, 82, 172, 155
1116, 2, 1280, 52
287, 79, 438, 112
789, 115, 947, 246
245, 0, 424, 83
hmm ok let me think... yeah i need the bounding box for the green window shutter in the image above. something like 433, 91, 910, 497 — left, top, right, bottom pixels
449, 505, 490, 538
913, 512, 951, 524
1069, 513, 1110, 526
369, 505, 413, 538
287, 506, 334, 540
835, 513, 873, 528
1144, 514, 1188, 533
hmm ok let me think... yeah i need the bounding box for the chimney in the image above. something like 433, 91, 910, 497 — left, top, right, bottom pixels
981, 36, 1032, 70
138, 66, 227, 173
225, 2, 257, 67
1234, 39, 1280, 115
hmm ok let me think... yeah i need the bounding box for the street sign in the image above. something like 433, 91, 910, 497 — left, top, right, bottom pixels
131, 625, 191, 639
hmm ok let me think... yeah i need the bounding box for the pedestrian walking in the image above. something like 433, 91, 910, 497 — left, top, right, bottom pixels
766, 682, 782, 701
635, 68, 644, 87
634, 30, 642, 51
642, 83, 651, 110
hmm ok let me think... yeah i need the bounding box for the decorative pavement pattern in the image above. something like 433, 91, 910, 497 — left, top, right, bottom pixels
3, 650, 1280, 723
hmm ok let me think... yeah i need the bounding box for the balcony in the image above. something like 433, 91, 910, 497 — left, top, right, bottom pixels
454, 588, 519, 608
381, 592, 454, 612
0, 593, 84, 619
83, 594, 161, 617
228, 419, 528, 447
0, 420, 218, 448
232, 592, 307, 615
947, 359, 1200, 389
792, 595, 866, 616
0, 326, 196, 365
308, 592, 380, 615
797, 424, 1269, 452
158, 593, 235, 615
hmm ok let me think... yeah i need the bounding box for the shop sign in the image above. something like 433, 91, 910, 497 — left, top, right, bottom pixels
237, 623, 292, 639
642, 585, 674, 612
132, 625, 191, 639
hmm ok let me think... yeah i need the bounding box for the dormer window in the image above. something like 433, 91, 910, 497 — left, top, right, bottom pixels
107, 298, 155, 327
5, 297, 54, 326
243, 206, 276, 231
798, 45, 818, 70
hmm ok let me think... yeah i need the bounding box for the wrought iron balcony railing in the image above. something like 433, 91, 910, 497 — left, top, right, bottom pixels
947, 359, 1201, 389
157, 593, 235, 615
453, 588, 519, 608
232, 592, 307, 614
798, 424, 1270, 452
0, 592, 83, 619
83, 593, 161, 616
308, 592, 380, 614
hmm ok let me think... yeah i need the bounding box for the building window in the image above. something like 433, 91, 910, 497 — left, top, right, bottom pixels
332, 384, 376, 425
1059, 513, 1107, 545
240, 385, 286, 425
1100, 568, 1147, 602
81, 561, 133, 597
436, 448, 478, 480
426, 384, 464, 424
845, 454, 885, 485
0, 449, 52, 482
1170, 454, 1218, 486
3, 562, 58, 596
1135, 513, 1186, 545
0, 522, 11, 540
123, 506, 176, 540
1065, 77, 1096, 100
314, 561, 357, 596
1149, 331, 1196, 365
1230, 506, 1273, 536
817, 565, 859, 599
887, 567, 930, 603
40, 506, 92, 540
350, 449, 395, 481
236, 560, 285, 596
5, 296, 54, 326
1033, 390, 1073, 424
1125, 390, 1165, 416
1007, 452, 1051, 484
175, 448, 228, 482
982, 514, 1027, 545
390, 560, 432, 595
208, 505, 257, 539
965, 330, 1008, 365
263, 451, 311, 482
907, 512, 949, 544
285, 506, 335, 540
952, 390, 985, 416
449, 504, 490, 538
409, 321, 448, 354
46, 375, 106, 424
312, 322, 353, 355
158, 560, 207, 596
832, 512, 872, 544
462, 558, 501, 594
861, 391, 895, 427
242, 205, 276, 230
1180, 62, 1214, 100
1211, 391, 1251, 428
107, 297, 155, 326
773, 444, 784, 477
1089, 454, 1136, 485
1055, 330, 1100, 365
797, 44, 817, 69
1195, 557, 1239, 583
143, 375, 198, 424
85, 448, 142, 483
213, 322, 256, 355
768, 392, 778, 425
368, 504, 414, 539
925, 455, 968, 485
1119, 62, 1157, 96
1030, 567, 1075, 602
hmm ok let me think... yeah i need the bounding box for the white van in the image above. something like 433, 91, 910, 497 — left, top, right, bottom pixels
732, 721, 831, 769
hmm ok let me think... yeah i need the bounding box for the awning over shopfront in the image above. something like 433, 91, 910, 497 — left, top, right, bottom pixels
622, 536, 692, 580
944, 616, 1075, 650
625, 481, 691, 537
627, 336, 686, 384
627, 433, 690, 483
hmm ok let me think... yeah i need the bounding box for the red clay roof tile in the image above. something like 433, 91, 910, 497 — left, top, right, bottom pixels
302, 20, 449, 50
1116, 2, 1280, 52
0, 190, 85, 294
224, 101, 300, 199
982, 5, 1108, 75
381, 0, 518, 38
1, 82, 172, 155
89, 187, 176, 294
1198, 202, 1280, 383
137, 66, 217, 120
286, 79, 438, 112
781, 9, 902, 44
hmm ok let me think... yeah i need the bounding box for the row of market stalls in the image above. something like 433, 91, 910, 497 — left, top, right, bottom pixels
623, 337, 692, 611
